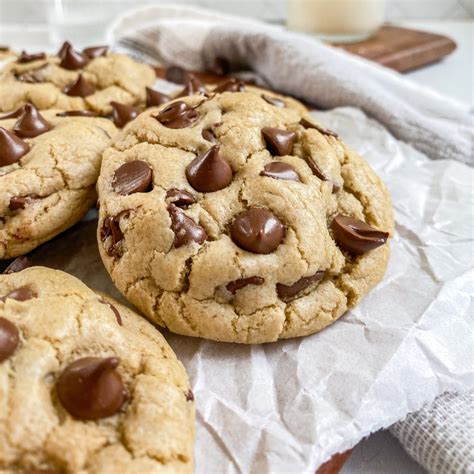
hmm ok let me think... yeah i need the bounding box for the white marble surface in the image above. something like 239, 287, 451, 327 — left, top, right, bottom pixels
0, 17, 471, 474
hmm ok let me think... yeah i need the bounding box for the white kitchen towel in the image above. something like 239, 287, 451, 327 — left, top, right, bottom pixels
390, 391, 474, 474
107, 4, 473, 165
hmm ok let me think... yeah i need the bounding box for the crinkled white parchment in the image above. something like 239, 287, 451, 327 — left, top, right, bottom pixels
29, 106, 473, 473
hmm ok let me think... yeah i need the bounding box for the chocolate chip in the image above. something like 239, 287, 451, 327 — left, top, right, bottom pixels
0, 317, 19, 363
262, 127, 296, 156
17, 51, 46, 63
59, 44, 90, 70
262, 94, 285, 108
202, 128, 217, 143
177, 75, 206, 97
83, 45, 109, 59
146, 87, 171, 107
168, 204, 207, 248
185, 389, 194, 401
63, 74, 96, 97
0, 285, 37, 302
0, 105, 26, 120
165, 65, 189, 84
110, 102, 140, 128
9, 195, 39, 211
214, 78, 245, 93
15, 70, 43, 83
0, 46, 10, 52
57, 41, 72, 59
0, 127, 30, 166
100, 210, 130, 257
260, 162, 300, 182
56, 110, 97, 117
112, 160, 153, 195
226, 276, 265, 294
3, 256, 30, 274
303, 156, 340, 194
277, 271, 325, 299
231, 208, 285, 254
99, 298, 123, 326
332, 215, 389, 255
186, 145, 233, 193
300, 117, 338, 138
210, 57, 231, 75
12, 103, 52, 138
166, 188, 196, 208
56, 357, 127, 420
155, 101, 199, 129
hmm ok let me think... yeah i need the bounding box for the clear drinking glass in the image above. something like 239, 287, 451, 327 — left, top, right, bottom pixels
287, 0, 386, 43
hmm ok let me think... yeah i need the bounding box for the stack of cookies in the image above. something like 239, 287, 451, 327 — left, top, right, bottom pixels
0, 42, 393, 472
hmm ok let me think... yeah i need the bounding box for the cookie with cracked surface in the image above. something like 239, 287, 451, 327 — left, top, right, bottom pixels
97, 92, 393, 343
0, 43, 155, 114
0, 105, 117, 259
0, 266, 195, 473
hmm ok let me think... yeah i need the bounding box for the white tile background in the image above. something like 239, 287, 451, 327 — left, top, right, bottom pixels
0, 0, 473, 25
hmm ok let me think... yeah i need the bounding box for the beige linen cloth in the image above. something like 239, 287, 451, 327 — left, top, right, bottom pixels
107, 5, 473, 473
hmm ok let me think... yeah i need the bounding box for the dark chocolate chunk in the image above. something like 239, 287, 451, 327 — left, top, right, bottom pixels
3, 256, 30, 274
17, 51, 46, 63
63, 74, 96, 97
231, 208, 285, 254
155, 101, 199, 129
56, 357, 127, 420
0, 127, 30, 166
165, 65, 189, 84
168, 204, 207, 248
59, 44, 89, 70
100, 210, 130, 257
112, 160, 153, 195
56, 110, 97, 117
110, 102, 140, 128
214, 78, 245, 93
99, 298, 123, 326
332, 215, 389, 255
186, 145, 233, 193
277, 271, 325, 299
0, 285, 37, 302
9, 195, 39, 211
226, 276, 265, 294
83, 45, 109, 59
166, 188, 196, 208
300, 117, 338, 138
262, 94, 285, 108
12, 103, 52, 138
260, 162, 300, 182
0, 317, 19, 363
146, 87, 171, 107
262, 127, 296, 156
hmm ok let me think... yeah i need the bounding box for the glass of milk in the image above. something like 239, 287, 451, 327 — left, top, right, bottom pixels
287, 0, 386, 42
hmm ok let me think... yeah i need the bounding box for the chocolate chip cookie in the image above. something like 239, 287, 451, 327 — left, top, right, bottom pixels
0, 104, 116, 259
97, 91, 393, 343
0, 266, 195, 472
0, 43, 155, 114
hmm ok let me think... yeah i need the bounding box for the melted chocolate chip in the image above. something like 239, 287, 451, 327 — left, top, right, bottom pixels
300, 117, 338, 138
56, 110, 97, 117
332, 215, 389, 255
110, 102, 140, 128
0, 105, 26, 120
262, 127, 296, 156
3, 256, 30, 274
0, 285, 37, 302
99, 298, 123, 326
186, 145, 233, 193
56, 357, 127, 420
260, 162, 300, 182
63, 74, 96, 97
0, 317, 19, 363
60, 44, 89, 70
12, 104, 52, 138
262, 94, 285, 108
57, 41, 72, 59
166, 188, 196, 208
9, 195, 39, 211
165, 65, 189, 84
168, 205, 207, 248
277, 271, 325, 299
231, 208, 285, 254
226, 276, 265, 294
17, 51, 46, 63
202, 128, 217, 143
83, 45, 109, 59
146, 87, 171, 107
185, 389, 194, 401
214, 78, 245, 93
177, 75, 206, 97
112, 161, 153, 195
0, 127, 30, 166
100, 211, 130, 257
155, 101, 199, 129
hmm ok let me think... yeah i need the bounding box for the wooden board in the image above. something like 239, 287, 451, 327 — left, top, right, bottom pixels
334, 25, 456, 73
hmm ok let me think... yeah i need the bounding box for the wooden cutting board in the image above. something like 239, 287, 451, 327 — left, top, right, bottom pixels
333, 25, 457, 72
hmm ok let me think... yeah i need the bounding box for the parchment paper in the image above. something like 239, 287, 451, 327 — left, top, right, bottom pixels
24, 106, 474, 473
